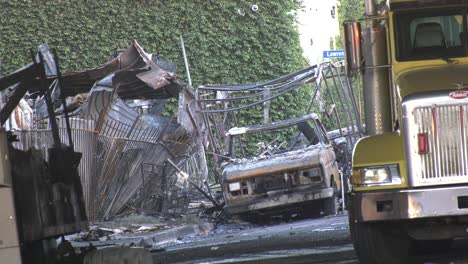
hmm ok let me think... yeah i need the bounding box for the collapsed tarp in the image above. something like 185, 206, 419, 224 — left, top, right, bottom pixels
1, 41, 208, 220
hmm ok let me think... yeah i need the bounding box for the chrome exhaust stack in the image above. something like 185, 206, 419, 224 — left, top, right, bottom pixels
362, 0, 392, 135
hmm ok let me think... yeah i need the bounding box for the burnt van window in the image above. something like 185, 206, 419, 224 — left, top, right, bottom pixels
395, 11, 466, 61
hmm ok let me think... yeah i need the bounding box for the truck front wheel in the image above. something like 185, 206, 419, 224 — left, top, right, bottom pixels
349, 213, 411, 264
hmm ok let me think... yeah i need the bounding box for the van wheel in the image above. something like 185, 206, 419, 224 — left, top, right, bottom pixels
323, 181, 339, 215
349, 212, 411, 264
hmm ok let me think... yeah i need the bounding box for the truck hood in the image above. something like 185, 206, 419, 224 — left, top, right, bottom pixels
222, 145, 322, 183
397, 63, 468, 99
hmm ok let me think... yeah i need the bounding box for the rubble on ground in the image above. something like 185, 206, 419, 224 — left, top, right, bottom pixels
66, 213, 216, 251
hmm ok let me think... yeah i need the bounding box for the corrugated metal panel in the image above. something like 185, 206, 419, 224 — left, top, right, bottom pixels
12, 111, 207, 220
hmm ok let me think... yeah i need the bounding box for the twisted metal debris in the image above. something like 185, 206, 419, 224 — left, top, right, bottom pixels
1, 41, 208, 221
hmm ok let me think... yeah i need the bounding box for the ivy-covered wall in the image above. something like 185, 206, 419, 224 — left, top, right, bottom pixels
0, 0, 309, 154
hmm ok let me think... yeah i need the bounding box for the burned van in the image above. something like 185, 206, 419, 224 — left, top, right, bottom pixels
221, 114, 341, 216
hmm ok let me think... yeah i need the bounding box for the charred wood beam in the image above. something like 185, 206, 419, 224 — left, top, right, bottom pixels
187, 105, 202, 138
0, 63, 36, 92
202, 114, 220, 162
0, 63, 35, 91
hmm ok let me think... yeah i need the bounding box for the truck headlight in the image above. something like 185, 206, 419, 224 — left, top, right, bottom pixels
363, 167, 390, 183
352, 164, 401, 186
228, 182, 241, 192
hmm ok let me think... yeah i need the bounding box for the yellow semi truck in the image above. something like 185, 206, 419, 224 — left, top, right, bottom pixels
345, 0, 468, 263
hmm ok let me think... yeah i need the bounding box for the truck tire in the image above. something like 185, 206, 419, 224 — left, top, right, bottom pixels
349, 211, 411, 264
413, 238, 453, 253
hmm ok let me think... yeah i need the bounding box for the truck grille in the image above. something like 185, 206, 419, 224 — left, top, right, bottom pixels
411, 104, 468, 185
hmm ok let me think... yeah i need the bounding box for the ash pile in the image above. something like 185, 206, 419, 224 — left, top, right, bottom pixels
0, 41, 208, 221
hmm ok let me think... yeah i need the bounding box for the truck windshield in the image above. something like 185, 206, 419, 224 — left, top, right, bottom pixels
395, 9, 467, 61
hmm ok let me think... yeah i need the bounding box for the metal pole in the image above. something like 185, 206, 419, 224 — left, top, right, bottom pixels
365, 0, 377, 18
52, 49, 74, 150
0, 59, 3, 112
33, 50, 61, 148
340, 170, 345, 211
263, 89, 270, 124
180, 35, 192, 87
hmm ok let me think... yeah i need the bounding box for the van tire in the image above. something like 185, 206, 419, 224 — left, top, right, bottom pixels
323, 181, 339, 215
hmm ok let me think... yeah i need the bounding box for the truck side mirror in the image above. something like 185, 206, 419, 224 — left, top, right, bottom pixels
343, 21, 362, 76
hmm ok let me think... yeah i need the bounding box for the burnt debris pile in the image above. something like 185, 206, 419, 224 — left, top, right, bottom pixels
0, 41, 208, 221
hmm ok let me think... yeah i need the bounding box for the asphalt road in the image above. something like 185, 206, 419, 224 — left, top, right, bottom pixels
153, 213, 356, 264
152, 213, 468, 264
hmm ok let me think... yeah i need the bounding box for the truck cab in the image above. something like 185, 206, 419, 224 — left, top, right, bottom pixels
346, 1, 468, 263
